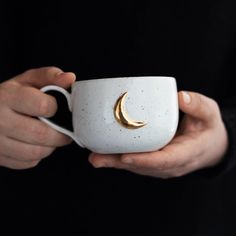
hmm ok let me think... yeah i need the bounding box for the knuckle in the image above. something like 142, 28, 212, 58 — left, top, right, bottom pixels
209, 97, 218, 107
45, 66, 61, 73
24, 68, 36, 76
24, 67, 61, 82
122, 155, 143, 167
206, 101, 220, 122
196, 93, 206, 111
38, 98, 50, 116
41, 66, 62, 78
209, 98, 220, 116
26, 67, 57, 75
49, 96, 58, 116
22, 68, 40, 79
197, 94, 220, 120
0, 81, 16, 103
38, 96, 57, 117
38, 97, 57, 117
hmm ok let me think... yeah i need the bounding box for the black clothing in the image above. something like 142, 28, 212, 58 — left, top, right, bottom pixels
1, 1, 236, 235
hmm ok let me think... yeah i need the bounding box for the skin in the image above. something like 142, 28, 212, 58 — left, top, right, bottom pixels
0, 67, 229, 177
89, 91, 229, 178
0, 67, 75, 169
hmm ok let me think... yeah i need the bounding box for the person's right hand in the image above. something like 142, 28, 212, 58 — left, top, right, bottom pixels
0, 67, 76, 169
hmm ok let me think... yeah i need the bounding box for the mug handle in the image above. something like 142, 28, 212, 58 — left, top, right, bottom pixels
39, 85, 85, 148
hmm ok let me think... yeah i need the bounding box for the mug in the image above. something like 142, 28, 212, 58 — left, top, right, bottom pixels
39, 76, 179, 154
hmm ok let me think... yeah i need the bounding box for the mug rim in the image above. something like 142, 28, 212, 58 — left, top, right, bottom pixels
73, 76, 176, 85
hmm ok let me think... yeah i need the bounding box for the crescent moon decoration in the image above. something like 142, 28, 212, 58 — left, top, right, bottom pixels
114, 92, 147, 129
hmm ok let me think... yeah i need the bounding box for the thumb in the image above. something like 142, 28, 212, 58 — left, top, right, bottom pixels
178, 91, 219, 123
13, 66, 76, 89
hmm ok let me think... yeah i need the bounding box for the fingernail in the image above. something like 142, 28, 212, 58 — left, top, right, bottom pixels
182, 91, 191, 104
122, 157, 133, 164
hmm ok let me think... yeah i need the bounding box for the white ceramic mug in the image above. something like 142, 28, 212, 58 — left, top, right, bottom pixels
39, 76, 179, 154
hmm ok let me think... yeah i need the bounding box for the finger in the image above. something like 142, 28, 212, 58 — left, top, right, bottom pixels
178, 91, 219, 124
88, 153, 129, 169
0, 155, 41, 170
88, 152, 185, 178
120, 135, 202, 170
89, 135, 202, 172
89, 151, 173, 170
88, 152, 180, 178
13, 67, 76, 89
9, 85, 58, 117
0, 136, 55, 162
3, 110, 72, 147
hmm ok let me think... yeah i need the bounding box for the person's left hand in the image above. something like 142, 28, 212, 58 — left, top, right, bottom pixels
88, 91, 228, 178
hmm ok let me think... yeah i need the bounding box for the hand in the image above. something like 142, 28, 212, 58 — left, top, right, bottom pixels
0, 67, 76, 169
89, 91, 229, 178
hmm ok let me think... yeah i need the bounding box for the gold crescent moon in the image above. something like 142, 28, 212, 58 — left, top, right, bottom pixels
114, 92, 147, 129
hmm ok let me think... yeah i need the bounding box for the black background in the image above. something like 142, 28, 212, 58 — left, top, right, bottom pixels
0, 1, 236, 234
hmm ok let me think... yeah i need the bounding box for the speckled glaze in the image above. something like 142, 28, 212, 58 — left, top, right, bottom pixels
40, 76, 179, 154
